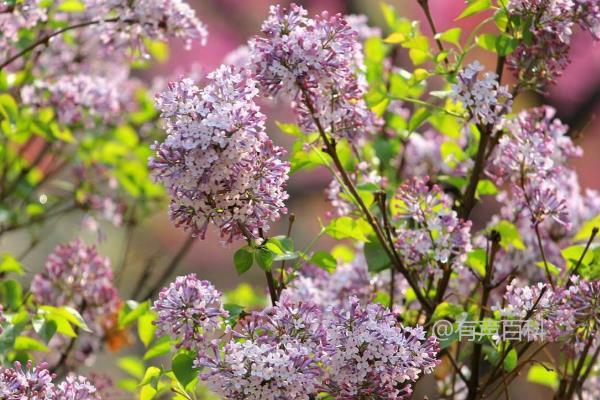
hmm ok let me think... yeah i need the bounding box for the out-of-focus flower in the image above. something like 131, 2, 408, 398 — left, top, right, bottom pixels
344, 14, 381, 40
249, 3, 378, 142
30, 240, 120, 366
450, 61, 512, 127
53, 375, 100, 399
488, 107, 580, 227
282, 258, 373, 310
507, 0, 600, 89
394, 177, 472, 273
0, 361, 101, 400
21, 74, 120, 126
150, 65, 289, 242
152, 274, 228, 350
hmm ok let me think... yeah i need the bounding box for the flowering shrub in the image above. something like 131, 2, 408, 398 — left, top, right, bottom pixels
0, 1, 599, 400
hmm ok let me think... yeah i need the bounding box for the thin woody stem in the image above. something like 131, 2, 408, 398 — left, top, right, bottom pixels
298, 85, 433, 314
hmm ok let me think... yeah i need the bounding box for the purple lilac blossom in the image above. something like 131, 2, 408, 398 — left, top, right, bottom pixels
507, 0, 600, 89
322, 297, 440, 399
152, 274, 228, 350
0, 361, 100, 400
198, 298, 325, 400
450, 61, 512, 127
249, 3, 378, 143
150, 65, 290, 241
30, 239, 120, 366
394, 177, 472, 274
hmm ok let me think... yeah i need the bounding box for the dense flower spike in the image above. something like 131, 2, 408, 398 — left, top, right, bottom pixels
323, 298, 440, 399
152, 274, 228, 349
450, 61, 512, 126
0, 361, 100, 400
53, 375, 101, 399
89, 0, 208, 50
507, 0, 600, 89
198, 294, 438, 399
21, 74, 121, 126
199, 298, 325, 400
0, 361, 54, 399
394, 177, 472, 272
488, 106, 579, 227
150, 65, 289, 241
30, 240, 120, 365
250, 3, 377, 142
495, 278, 599, 343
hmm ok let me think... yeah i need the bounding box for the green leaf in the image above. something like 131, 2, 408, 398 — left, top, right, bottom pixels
504, 348, 518, 372
139, 366, 162, 388
325, 217, 371, 242
535, 261, 560, 276
138, 313, 157, 348
431, 302, 464, 321
276, 122, 302, 137
172, 352, 199, 388
0, 254, 24, 275
119, 300, 150, 328
57, 0, 85, 12
489, 220, 525, 250
118, 356, 145, 380
255, 248, 275, 271
0, 94, 18, 123
144, 336, 174, 360
32, 318, 57, 344
476, 179, 498, 196
14, 336, 48, 352
364, 239, 392, 272
331, 245, 354, 263
561, 245, 595, 270
408, 108, 432, 131
476, 33, 497, 52
1, 279, 22, 311
457, 0, 492, 19
384, 32, 406, 44
310, 251, 337, 273
527, 364, 559, 390
435, 28, 462, 47
39, 306, 91, 333
234, 247, 254, 275
265, 236, 298, 261
574, 213, 600, 241
467, 249, 486, 276
495, 34, 519, 56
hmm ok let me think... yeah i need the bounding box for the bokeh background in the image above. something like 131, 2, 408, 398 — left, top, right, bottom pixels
2, 0, 599, 398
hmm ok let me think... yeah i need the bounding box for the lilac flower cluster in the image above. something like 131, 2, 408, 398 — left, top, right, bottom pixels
322, 298, 440, 399
450, 61, 512, 127
152, 274, 228, 349
487, 107, 580, 227
199, 299, 325, 400
394, 177, 472, 273
0, 361, 100, 399
150, 65, 289, 241
88, 0, 208, 50
156, 274, 438, 399
1, 0, 207, 65
495, 278, 599, 343
30, 240, 120, 365
21, 74, 121, 126
0, 1, 46, 59
507, 0, 600, 88
249, 4, 378, 142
